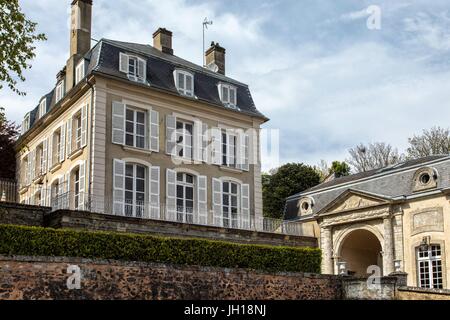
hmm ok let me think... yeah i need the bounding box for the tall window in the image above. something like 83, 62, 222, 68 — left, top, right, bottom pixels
175, 70, 194, 96
222, 181, 239, 228
222, 131, 237, 167
22, 114, 30, 134
176, 120, 193, 159
125, 108, 146, 149
417, 244, 443, 289
53, 130, 61, 165
74, 168, 80, 209
176, 173, 194, 223
125, 163, 146, 218
75, 113, 82, 150
51, 181, 61, 208
36, 144, 44, 176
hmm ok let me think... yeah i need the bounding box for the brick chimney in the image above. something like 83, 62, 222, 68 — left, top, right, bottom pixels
153, 28, 173, 54
205, 42, 226, 75
66, 0, 93, 92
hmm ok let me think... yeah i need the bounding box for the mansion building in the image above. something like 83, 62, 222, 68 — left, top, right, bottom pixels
16, 0, 268, 231
285, 155, 450, 289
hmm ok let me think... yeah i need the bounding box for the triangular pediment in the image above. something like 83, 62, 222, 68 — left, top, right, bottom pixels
319, 189, 392, 216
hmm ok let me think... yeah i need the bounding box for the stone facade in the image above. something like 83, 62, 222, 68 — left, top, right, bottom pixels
0, 255, 342, 300
286, 156, 450, 289
0, 202, 49, 227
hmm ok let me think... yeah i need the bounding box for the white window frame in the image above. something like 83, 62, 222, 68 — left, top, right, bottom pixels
222, 130, 237, 167
124, 163, 147, 218
122, 54, 146, 83
74, 113, 82, 151
55, 81, 64, 103
174, 70, 194, 97
38, 99, 46, 119
218, 83, 238, 108
176, 119, 193, 160
125, 107, 147, 149
222, 180, 240, 228
53, 129, 62, 165
36, 143, 44, 176
74, 167, 80, 209
22, 114, 30, 134
176, 172, 195, 223
75, 60, 85, 85
417, 244, 443, 289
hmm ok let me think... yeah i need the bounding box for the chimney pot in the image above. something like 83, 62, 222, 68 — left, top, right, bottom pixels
205, 42, 226, 75
153, 28, 173, 55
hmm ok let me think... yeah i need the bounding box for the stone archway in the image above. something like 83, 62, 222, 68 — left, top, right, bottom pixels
338, 229, 383, 277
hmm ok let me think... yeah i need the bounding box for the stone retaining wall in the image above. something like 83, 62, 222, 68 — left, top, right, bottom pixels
0, 255, 341, 300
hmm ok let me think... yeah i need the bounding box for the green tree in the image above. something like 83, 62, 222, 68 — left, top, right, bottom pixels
0, 0, 46, 96
263, 163, 321, 219
330, 161, 351, 178
0, 107, 19, 179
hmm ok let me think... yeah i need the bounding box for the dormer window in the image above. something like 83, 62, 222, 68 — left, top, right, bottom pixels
38, 99, 46, 119
174, 70, 194, 97
119, 53, 147, 84
55, 81, 64, 103
218, 83, 237, 108
22, 113, 30, 134
75, 60, 86, 85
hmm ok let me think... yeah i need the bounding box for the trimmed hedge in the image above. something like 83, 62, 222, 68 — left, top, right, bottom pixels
0, 224, 321, 273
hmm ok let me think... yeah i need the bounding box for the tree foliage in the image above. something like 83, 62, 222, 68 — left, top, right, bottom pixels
263, 163, 321, 219
347, 142, 403, 173
0, 0, 46, 96
0, 107, 19, 179
406, 126, 450, 159
315, 160, 351, 181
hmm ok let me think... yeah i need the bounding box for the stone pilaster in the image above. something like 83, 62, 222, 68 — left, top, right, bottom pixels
392, 212, 404, 271
320, 226, 334, 275
383, 216, 395, 275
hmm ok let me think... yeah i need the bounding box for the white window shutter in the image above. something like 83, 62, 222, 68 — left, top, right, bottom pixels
194, 119, 203, 163
79, 161, 86, 210
197, 175, 207, 225
48, 134, 53, 169
112, 101, 126, 145
26, 155, 31, 185
30, 149, 36, 181
166, 168, 177, 219
149, 110, 159, 152
241, 184, 250, 229
81, 104, 88, 147
211, 127, 222, 165
66, 118, 72, 156
119, 53, 129, 73
41, 187, 47, 207
230, 87, 237, 106
113, 159, 125, 216
202, 123, 209, 163
212, 178, 223, 226
42, 139, 48, 173
149, 166, 160, 219
165, 115, 176, 156
138, 58, 146, 83
60, 123, 66, 162
243, 134, 250, 171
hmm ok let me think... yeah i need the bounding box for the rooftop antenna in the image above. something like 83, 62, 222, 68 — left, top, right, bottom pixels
203, 17, 213, 66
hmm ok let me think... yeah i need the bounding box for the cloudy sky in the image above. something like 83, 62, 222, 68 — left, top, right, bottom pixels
2, 0, 450, 172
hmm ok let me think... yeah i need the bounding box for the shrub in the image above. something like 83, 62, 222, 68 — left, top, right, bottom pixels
0, 224, 321, 273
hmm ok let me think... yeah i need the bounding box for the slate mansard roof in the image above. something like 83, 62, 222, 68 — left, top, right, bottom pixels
284, 155, 450, 220
22, 39, 268, 133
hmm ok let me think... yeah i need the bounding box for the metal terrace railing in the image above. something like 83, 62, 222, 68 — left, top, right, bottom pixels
2, 180, 313, 237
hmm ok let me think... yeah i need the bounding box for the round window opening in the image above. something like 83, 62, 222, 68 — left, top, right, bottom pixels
301, 202, 310, 212
420, 173, 431, 185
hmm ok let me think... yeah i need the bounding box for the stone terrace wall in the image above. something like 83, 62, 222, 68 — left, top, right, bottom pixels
0, 256, 342, 300
0, 202, 49, 227
0, 203, 318, 248
397, 287, 450, 300
45, 210, 317, 248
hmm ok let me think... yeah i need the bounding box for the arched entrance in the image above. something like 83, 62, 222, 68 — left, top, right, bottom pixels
338, 229, 383, 277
